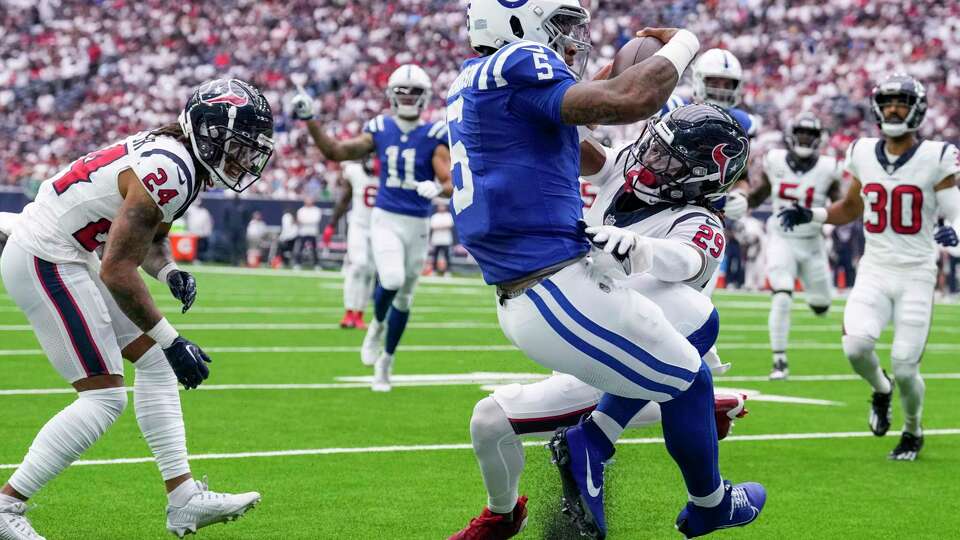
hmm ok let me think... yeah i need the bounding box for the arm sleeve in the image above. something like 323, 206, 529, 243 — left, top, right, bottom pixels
502, 45, 577, 125
645, 237, 707, 283
658, 212, 725, 284
131, 149, 194, 224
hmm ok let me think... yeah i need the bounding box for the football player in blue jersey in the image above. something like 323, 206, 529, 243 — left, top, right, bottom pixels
292, 64, 452, 392
444, 1, 765, 538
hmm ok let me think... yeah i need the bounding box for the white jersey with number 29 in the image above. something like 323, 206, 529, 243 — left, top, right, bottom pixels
845, 138, 960, 273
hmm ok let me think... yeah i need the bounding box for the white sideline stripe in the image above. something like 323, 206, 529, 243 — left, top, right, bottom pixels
0, 305, 498, 314
4, 342, 960, 358
0, 322, 502, 332
5, 372, 960, 397
2, 429, 958, 470
180, 264, 487, 286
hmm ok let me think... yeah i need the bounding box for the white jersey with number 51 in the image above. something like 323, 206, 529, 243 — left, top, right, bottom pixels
764, 149, 841, 237
845, 137, 960, 272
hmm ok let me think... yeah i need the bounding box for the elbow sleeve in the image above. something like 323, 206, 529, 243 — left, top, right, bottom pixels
647, 238, 704, 282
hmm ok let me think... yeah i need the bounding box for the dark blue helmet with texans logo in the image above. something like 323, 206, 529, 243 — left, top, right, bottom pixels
871, 73, 927, 138
179, 78, 275, 193
622, 103, 749, 205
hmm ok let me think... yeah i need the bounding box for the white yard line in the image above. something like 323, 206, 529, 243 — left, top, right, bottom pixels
0, 322, 502, 332
1, 429, 958, 470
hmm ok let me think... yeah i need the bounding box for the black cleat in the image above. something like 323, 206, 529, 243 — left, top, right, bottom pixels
869, 371, 895, 437
889, 431, 924, 461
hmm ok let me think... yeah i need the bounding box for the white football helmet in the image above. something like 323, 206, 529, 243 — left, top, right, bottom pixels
386, 65, 432, 120
466, 0, 591, 78
692, 48, 743, 108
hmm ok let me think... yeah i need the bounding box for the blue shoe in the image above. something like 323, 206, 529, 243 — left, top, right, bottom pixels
547, 419, 614, 539
675, 481, 766, 538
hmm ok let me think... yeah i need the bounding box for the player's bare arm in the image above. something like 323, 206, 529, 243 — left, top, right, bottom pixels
561, 28, 698, 126
746, 172, 772, 208
579, 138, 608, 176
140, 224, 174, 279
329, 176, 354, 225
100, 168, 166, 331
823, 176, 864, 225
432, 145, 454, 197
306, 124, 375, 162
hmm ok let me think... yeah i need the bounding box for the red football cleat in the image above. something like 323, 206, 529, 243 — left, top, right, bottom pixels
715, 393, 748, 441
448, 496, 528, 540
340, 310, 355, 329
353, 311, 367, 330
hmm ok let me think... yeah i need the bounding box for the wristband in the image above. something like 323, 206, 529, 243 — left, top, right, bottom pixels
147, 318, 179, 348
811, 208, 828, 224
577, 125, 594, 143
653, 30, 701, 78
157, 262, 179, 284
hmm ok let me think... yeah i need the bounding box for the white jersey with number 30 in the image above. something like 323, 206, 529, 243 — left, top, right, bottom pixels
764, 149, 841, 237
342, 162, 379, 229
13, 132, 200, 264
845, 137, 960, 273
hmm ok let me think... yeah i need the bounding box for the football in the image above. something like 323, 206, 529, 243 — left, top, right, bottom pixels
611, 36, 665, 77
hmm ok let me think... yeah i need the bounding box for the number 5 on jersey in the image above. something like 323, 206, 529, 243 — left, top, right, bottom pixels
446, 96, 474, 213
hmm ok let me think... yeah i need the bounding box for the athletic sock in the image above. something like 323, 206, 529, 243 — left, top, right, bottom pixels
592, 393, 650, 447
659, 364, 723, 507
134, 345, 190, 481
167, 477, 201, 507
768, 292, 792, 354
373, 285, 398, 323
898, 373, 925, 436
384, 308, 410, 355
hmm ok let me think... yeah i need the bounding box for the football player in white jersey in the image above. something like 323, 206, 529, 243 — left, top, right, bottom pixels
292, 64, 452, 391
324, 160, 379, 329
733, 112, 842, 379
0, 79, 274, 539
450, 104, 757, 540
780, 74, 960, 461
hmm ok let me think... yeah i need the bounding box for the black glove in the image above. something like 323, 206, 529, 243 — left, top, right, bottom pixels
935, 224, 959, 247
167, 270, 197, 313
777, 202, 813, 232
162, 336, 211, 389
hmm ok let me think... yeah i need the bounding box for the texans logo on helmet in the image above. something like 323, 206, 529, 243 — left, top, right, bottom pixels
711, 138, 746, 185
201, 80, 250, 107
496, 0, 530, 7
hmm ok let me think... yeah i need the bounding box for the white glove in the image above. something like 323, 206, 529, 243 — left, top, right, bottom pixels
585, 225, 652, 274
416, 181, 442, 200
290, 93, 315, 120
723, 191, 748, 220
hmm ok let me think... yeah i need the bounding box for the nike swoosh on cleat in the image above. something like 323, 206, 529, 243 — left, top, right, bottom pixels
585, 449, 602, 498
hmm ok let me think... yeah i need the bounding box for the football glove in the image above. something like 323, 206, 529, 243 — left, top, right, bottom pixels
322, 224, 335, 247
584, 225, 653, 274
290, 93, 315, 121
722, 192, 749, 220
935, 224, 959, 247
416, 181, 442, 200
777, 202, 813, 232
166, 270, 197, 314
162, 336, 211, 390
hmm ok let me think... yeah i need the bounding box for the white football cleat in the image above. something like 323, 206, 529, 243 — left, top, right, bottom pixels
0, 501, 45, 540
361, 318, 386, 366
166, 477, 260, 538
372, 353, 394, 392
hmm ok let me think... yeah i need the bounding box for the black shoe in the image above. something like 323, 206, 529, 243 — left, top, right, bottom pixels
889, 431, 924, 461
869, 371, 894, 436
769, 357, 789, 380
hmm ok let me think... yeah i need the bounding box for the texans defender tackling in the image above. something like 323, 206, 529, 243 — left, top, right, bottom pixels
0, 79, 274, 539
446, 1, 765, 538
450, 104, 751, 540
734, 112, 842, 379
780, 74, 960, 460
324, 160, 379, 329
292, 65, 452, 391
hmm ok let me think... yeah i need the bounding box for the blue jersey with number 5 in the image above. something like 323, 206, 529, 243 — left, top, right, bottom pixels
363, 115, 448, 218
445, 40, 588, 284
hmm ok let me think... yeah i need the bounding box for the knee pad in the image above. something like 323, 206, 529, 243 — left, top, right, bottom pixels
809, 304, 830, 316
470, 396, 514, 444
842, 335, 875, 361
378, 267, 405, 291
83, 386, 129, 418
890, 340, 924, 369
891, 360, 920, 383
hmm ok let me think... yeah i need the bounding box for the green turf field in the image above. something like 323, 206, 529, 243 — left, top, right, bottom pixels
1, 266, 958, 539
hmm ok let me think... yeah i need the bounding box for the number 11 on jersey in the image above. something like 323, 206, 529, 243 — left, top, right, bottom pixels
446, 96, 474, 213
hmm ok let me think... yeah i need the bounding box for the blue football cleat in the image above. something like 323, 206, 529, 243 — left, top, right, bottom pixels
675, 481, 766, 538
547, 419, 614, 539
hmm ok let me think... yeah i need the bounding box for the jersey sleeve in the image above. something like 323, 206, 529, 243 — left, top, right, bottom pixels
658, 94, 686, 118
363, 115, 386, 145
132, 145, 196, 224
499, 43, 577, 124
427, 121, 450, 149
663, 210, 726, 285
937, 143, 960, 181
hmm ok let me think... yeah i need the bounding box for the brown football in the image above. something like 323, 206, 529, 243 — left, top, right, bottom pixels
611, 36, 665, 77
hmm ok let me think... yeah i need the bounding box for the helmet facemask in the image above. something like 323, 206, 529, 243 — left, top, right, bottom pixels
623, 124, 694, 204
873, 92, 920, 138
387, 86, 429, 120
543, 8, 592, 79
183, 108, 274, 193
701, 76, 741, 108
786, 126, 822, 158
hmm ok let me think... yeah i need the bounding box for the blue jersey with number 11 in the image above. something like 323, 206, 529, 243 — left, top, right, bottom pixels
445, 40, 588, 285
363, 115, 448, 218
